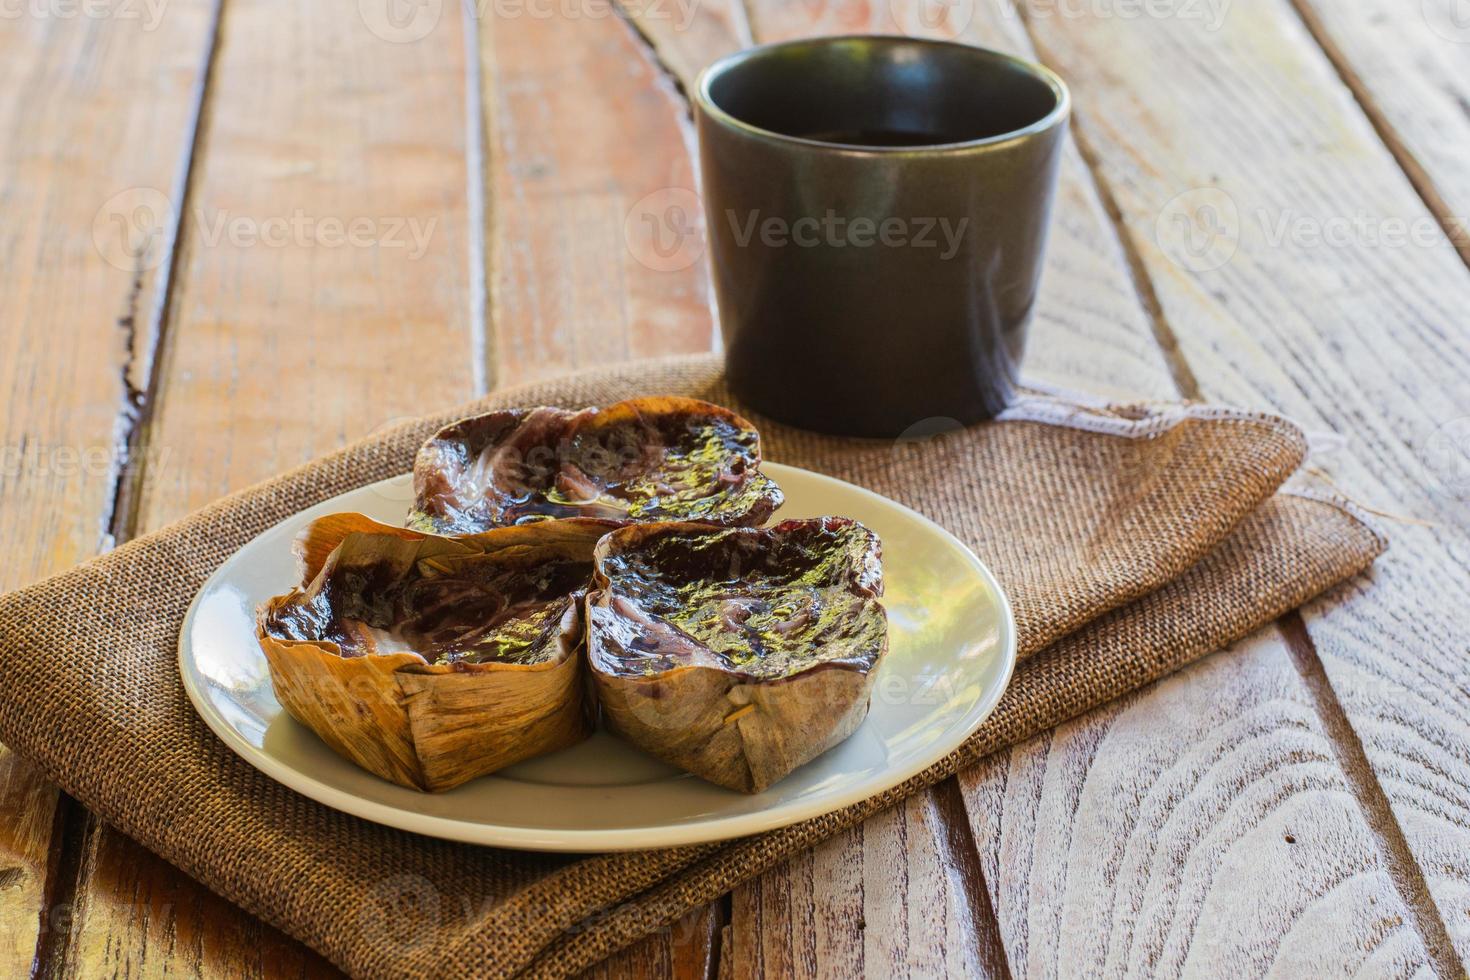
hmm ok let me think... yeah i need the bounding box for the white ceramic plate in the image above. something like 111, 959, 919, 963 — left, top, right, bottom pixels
179, 462, 1015, 852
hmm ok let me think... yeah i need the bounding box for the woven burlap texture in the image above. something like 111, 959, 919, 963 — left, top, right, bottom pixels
0, 354, 1384, 979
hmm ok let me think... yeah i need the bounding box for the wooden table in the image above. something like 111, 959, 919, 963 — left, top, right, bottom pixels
2, 0, 1467, 975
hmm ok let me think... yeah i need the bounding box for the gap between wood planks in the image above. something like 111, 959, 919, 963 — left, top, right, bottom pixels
1012, 1, 1465, 975
700, 895, 732, 980
30, 0, 229, 975
931, 779, 1015, 979
615, 4, 695, 111
613, 0, 754, 109
1280, 612, 1464, 976
32, 792, 94, 978
1286, 0, 1470, 274
463, 0, 493, 397
104, 0, 227, 551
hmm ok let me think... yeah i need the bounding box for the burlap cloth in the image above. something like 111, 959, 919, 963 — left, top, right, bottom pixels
0, 354, 1384, 978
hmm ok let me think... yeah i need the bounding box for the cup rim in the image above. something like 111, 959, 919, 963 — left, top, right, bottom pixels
694, 34, 1071, 154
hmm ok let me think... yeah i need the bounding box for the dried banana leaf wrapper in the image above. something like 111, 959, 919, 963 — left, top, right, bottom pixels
587, 518, 888, 793
293, 511, 611, 580
258, 515, 600, 792
411, 396, 783, 535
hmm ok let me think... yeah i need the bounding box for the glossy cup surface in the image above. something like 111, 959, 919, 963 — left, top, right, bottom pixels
696, 36, 1070, 437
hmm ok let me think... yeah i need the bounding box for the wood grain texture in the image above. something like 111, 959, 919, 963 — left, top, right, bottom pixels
620, 0, 752, 85
579, 903, 724, 980
1021, 0, 1470, 965
730, 787, 1009, 979
480, 0, 717, 385
58, 1, 727, 975
0, 2, 218, 974
55, 0, 476, 974
962, 632, 1436, 977
0, 758, 61, 976
1291, 0, 1470, 268
133, 0, 478, 531
58, 834, 336, 980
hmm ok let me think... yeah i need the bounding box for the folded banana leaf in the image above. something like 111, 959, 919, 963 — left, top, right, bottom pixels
410, 396, 783, 535
586, 518, 888, 793
257, 514, 601, 791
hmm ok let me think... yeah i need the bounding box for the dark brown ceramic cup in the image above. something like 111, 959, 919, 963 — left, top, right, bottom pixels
694, 36, 1070, 437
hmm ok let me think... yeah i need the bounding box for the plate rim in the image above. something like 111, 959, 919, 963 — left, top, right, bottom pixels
178, 461, 1017, 851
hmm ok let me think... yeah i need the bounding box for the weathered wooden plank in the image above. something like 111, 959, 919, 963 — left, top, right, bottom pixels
1291, 0, 1470, 268
480, 0, 717, 385
619, 0, 751, 86
61, 835, 338, 979
0, 759, 57, 974
686, 1, 1454, 976
56, 0, 476, 974
133, 1, 478, 530
962, 632, 1438, 976
1021, 0, 1470, 966
730, 789, 1005, 979
0, 2, 219, 974
578, 904, 723, 980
